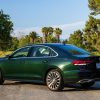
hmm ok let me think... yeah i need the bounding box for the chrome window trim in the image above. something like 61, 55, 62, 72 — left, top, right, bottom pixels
10, 45, 58, 59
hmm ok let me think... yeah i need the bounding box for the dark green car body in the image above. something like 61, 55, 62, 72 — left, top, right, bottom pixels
0, 43, 100, 85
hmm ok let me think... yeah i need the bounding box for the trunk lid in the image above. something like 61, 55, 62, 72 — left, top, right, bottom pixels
73, 55, 100, 77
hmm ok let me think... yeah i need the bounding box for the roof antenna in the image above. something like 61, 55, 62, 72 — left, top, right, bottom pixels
62, 41, 66, 45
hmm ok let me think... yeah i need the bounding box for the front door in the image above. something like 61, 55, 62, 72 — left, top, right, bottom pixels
3, 46, 31, 79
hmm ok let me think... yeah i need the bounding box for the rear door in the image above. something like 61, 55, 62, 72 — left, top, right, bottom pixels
23, 45, 57, 81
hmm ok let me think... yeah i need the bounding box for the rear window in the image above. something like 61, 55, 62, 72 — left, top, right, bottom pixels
59, 45, 90, 55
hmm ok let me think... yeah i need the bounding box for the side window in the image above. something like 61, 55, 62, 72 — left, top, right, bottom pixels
31, 46, 57, 57
12, 47, 30, 58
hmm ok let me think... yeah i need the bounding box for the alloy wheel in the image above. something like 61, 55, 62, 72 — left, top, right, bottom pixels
46, 69, 63, 91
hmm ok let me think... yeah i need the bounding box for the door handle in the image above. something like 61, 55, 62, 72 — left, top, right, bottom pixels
42, 60, 48, 63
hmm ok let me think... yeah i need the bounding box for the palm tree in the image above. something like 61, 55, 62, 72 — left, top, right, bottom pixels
48, 27, 53, 35
54, 28, 62, 43
29, 31, 37, 44
41, 27, 49, 43
35, 36, 43, 43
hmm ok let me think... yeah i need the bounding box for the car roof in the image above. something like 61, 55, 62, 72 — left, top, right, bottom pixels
26, 43, 72, 47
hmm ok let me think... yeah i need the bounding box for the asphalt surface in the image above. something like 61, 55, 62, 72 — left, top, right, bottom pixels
0, 81, 100, 100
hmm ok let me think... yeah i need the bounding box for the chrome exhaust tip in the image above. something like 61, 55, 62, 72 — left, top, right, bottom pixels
77, 79, 94, 84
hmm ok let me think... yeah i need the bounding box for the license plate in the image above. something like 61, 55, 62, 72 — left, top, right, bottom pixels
96, 63, 100, 69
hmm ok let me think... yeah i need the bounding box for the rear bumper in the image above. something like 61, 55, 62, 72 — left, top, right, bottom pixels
63, 70, 99, 84
77, 78, 100, 84
78, 69, 100, 84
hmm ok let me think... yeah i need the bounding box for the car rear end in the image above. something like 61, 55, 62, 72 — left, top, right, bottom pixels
56, 44, 100, 84
72, 56, 100, 84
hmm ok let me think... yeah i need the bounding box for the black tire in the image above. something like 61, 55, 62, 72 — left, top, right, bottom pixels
80, 81, 95, 88
0, 71, 4, 85
46, 69, 64, 91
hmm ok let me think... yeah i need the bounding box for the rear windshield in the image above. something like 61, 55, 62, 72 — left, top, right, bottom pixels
59, 45, 90, 55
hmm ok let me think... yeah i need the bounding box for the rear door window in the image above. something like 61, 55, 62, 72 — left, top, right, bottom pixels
31, 46, 57, 57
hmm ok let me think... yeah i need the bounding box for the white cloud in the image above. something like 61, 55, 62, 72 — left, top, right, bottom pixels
12, 21, 85, 39
53, 21, 85, 29
53, 21, 85, 39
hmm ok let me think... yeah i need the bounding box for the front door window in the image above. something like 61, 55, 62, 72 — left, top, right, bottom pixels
12, 47, 30, 58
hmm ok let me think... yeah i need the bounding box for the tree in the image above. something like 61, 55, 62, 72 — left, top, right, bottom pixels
29, 31, 38, 44
46, 35, 57, 43
83, 16, 100, 52
54, 28, 62, 43
47, 27, 55, 43
88, 0, 100, 15
41, 27, 49, 43
0, 10, 13, 50
63, 39, 68, 44
95, 39, 100, 51
34, 36, 43, 43
68, 30, 84, 48
48, 27, 53, 35
18, 35, 30, 47
9, 37, 19, 50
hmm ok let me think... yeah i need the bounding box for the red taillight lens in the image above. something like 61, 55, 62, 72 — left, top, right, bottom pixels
72, 60, 91, 65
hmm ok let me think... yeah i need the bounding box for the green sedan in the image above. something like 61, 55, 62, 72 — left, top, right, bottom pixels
0, 43, 100, 91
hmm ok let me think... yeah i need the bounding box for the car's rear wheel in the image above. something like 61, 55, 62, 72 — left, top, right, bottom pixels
46, 69, 64, 91
80, 81, 95, 88
0, 71, 4, 85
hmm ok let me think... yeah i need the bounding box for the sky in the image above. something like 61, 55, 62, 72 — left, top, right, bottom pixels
0, 0, 90, 39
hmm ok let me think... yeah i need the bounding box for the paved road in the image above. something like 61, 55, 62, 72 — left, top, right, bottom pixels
0, 81, 100, 100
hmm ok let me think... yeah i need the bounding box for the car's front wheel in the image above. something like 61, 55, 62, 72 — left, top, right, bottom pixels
46, 69, 64, 91
0, 71, 4, 85
80, 81, 95, 88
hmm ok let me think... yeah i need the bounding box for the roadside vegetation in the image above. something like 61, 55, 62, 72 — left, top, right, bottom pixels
0, 51, 12, 57
0, 0, 100, 57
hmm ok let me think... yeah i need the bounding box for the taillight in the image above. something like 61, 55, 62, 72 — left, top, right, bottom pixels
72, 60, 91, 65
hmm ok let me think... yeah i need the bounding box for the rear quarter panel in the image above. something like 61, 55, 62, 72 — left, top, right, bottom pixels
46, 57, 79, 83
